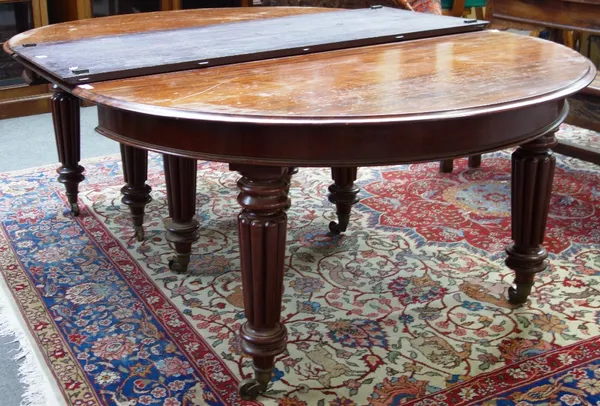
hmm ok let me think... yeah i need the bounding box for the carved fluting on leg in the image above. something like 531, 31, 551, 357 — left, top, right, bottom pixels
163, 154, 199, 273
506, 132, 557, 304
232, 165, 288, 401
120, 144, 152, 241
51, 87, 84, 216
328, 167, 359, 234
283, 167, 298, 211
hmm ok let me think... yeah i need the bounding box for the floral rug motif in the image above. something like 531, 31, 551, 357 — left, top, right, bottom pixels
556, 123, 600, 154
0, 124, 600, 405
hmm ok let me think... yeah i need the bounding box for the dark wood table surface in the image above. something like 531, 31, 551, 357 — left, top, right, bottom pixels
441, 0, 600, 172
490, 0, 600, 34
484, 0, 600, 165
5, 7, 597, 401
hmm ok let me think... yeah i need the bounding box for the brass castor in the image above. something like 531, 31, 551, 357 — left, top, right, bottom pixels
508, 284, 531, 305
134, 226, 144, 242
238, 378, 268, 401
70, 202, 81, 216
168, 255, 190, 274
329, 211, 350, 235
328, 220, 345, 235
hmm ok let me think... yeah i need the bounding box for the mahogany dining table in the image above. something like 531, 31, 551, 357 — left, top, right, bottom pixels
4, 7, 596, 400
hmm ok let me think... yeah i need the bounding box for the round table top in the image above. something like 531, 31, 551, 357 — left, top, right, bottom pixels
76, 28, 594, 124
7, 8, 597, 166
7, 7, 595, 125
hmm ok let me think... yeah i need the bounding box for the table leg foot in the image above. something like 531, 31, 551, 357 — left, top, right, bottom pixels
168, 250, 192, 274
328, 167, 359, 234
134, 226, 145, 242
439, 159, 454, 173
232, 164, 288, 401
164, 154, 199, 274
238, 364, 272, 400
120, 144, 152, 242
52, 86, 84, 216
468, 154, 482, 168
69, 202, 80, 217
506, 131, 556, 305
508, 283, 532, 305
506, 245, 546, 304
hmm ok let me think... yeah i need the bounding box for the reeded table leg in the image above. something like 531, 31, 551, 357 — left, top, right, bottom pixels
506, 131, 557, 304
328, 167, 359, 234
231, 164, 288, 401
284, 167, 297, 211
163, 154, 199, 273
51, 86, 84, 216
120, 144, 152, 241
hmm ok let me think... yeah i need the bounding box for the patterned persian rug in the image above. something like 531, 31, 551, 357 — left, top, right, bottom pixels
1, 124, 600, 406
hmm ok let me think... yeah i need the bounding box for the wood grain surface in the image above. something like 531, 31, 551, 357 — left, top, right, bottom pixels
4, 7, 596, 165
14, 7, 487, 84
74, 30, 595, 122
5, 7, 329, 50
491, 0, 600, 34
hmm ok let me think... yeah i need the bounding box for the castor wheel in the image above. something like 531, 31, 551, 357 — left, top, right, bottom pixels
329, 221, 344, 235
134, 226, 144, 242
508, 284, 531, 305
238, 378, 268, 401
70, 202, 80, 216
168, 256, 189, 274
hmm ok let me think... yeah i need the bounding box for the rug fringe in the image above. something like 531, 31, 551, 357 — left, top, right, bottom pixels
0, 277, 64, 406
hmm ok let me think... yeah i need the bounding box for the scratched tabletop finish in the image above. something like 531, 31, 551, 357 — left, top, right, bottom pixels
13, 7, 486, 84
75, 34, 595, 121
7, 8, 596, 122
5, 8, 328, 47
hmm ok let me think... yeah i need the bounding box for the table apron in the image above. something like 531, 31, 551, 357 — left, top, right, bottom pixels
96, 99, 567, 167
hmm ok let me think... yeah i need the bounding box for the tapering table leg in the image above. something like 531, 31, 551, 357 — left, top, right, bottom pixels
506, 131, 557, 304
468, 155, 482, 168
163, 154, 199, 274
51, 86, 84, 216
231, 164, 288, 401
120, 144, 152, 241
328, 167, 359, 234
